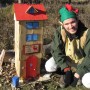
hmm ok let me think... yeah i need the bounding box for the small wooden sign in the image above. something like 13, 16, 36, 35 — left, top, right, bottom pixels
23, 44, 40, 54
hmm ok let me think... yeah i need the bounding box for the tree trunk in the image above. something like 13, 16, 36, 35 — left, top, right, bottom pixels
68, 0, 71, 4
18, 0, 22, 3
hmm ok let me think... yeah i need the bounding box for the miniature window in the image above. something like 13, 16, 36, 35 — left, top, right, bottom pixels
33, 22, 39, 28
26, 34, 38, 41
33, 34, 38, 41
26, 22, 39, 29
26, 22, 33, 29
29, 7, 34, 14
26, 34, 32, 41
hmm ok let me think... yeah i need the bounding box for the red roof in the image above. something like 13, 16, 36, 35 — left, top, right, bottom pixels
14, 3, 48, 21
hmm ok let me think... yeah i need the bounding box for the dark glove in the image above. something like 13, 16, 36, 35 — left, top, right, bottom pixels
71, 77, 79, 87
64, 67, 74, 87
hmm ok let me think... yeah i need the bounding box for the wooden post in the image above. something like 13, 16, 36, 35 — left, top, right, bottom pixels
18, 0, 22, 3
0, 49, 5, 75
68, 0, 71, 4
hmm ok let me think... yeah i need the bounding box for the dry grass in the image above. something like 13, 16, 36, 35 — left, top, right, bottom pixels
0, 2, 90, 89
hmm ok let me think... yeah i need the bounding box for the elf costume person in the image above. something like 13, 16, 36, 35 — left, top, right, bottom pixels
45, 4, 90, 88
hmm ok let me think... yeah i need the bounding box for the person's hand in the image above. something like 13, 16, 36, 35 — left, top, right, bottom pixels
74, 73, 80, 78
71, 73, 80, 87
71, 77, 79, 87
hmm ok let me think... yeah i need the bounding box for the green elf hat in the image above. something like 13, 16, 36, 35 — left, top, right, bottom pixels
59, 4, 79, 22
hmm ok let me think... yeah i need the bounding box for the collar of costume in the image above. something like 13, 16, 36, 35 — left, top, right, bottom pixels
65, 30, 78, 41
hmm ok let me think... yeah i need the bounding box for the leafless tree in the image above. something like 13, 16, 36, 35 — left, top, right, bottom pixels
68, 0, 71, 4
18, 0, 22, 3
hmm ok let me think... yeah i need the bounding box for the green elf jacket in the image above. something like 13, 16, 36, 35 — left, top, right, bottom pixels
51, 21, 90, 77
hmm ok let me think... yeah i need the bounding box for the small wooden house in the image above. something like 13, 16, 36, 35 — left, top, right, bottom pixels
14, 3, 48, 80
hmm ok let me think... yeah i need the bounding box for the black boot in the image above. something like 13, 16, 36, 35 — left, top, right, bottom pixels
71, 77, 79, 87
64, 70, 74, 87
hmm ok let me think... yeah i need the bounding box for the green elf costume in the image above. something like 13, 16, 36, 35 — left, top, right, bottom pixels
50, 4, 90, 87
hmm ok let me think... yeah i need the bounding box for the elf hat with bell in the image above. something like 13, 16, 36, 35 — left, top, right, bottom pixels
59, 4, 79, 22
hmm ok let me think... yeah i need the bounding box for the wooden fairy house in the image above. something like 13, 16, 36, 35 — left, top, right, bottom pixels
14, 3, 48, 80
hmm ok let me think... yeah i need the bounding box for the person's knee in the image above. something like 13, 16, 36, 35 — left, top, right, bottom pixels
45, 57, 57, 72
